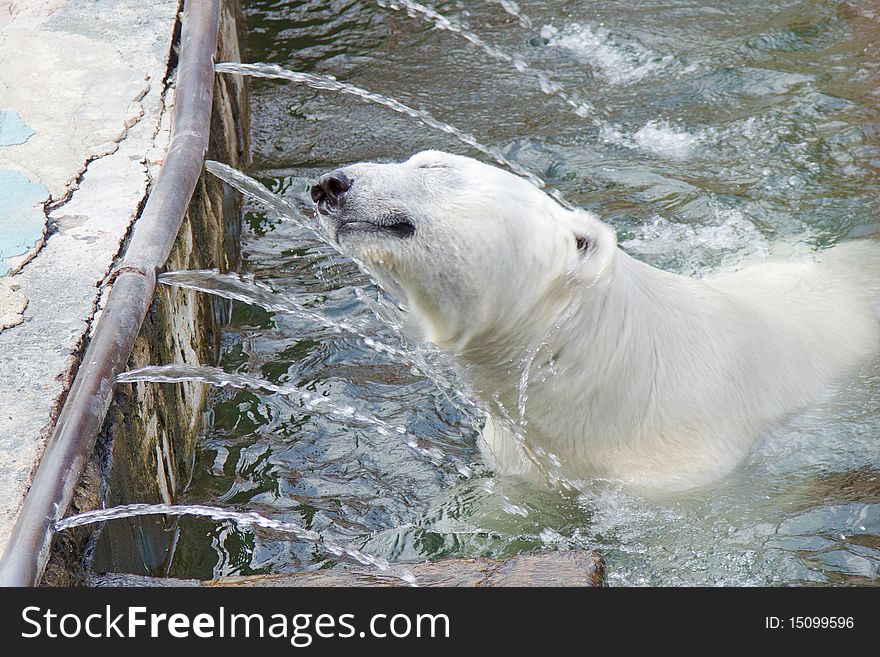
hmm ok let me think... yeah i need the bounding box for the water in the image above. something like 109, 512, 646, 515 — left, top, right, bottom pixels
375, 1, 594, 120
91, 1, 880, 585
117, 363, 457, 470
59, 504, 415, 584
485, 0, 533, 30
215, 62, 556, 197
159, 269, 411, 361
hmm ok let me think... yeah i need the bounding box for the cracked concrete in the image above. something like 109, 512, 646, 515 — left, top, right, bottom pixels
0, 278, 26, 330
0, 0, 181, 556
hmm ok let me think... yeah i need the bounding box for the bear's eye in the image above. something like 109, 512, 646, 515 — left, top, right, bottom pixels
417, 162, 449, 170
575, 235, 590, 254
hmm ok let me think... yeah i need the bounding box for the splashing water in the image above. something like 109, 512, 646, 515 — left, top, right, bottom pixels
377, 0, 593, 120
214, 61, 576, 208
59, 504, 319, 540
600, 120, 701, 160
203, 160, 388, 293
159, 263, 485, 443
206, 160, 308, 228
542, 22, 676, 85
57, 504, 415, 584
117, 363, 457, 470
160, 269, 409, 361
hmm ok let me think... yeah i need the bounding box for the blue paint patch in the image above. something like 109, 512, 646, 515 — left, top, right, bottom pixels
0, 111, 34, 146
0, 169, 48, 276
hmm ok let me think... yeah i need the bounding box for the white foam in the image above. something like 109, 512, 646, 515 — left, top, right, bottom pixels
633, 121, 700, 159
601, 119, 701, 159
621, 204, 770, 277
543, 22, 672, 84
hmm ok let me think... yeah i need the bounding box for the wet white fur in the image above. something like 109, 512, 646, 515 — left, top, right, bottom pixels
322, 150, 880, 491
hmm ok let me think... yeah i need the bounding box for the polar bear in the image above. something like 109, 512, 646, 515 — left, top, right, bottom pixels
310, 150, 880, 491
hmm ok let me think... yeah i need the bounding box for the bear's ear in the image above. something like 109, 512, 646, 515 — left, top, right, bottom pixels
561, 208, 617, 283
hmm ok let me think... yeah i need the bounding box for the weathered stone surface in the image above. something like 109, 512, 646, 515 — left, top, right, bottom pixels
0, 1, 174, 201
0, 0, 180, 558
88, 551, 606, 587
0, 278, 26, 331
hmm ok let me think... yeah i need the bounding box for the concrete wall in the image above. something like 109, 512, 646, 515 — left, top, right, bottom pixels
43, 1, 249, 586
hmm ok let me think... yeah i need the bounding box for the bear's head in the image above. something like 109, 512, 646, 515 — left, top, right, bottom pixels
311, 150, 616, 351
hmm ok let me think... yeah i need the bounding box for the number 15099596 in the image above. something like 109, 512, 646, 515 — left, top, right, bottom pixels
765, 617, 854, 629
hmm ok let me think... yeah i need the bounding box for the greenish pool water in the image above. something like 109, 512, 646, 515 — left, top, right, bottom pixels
163, 0, 880, 585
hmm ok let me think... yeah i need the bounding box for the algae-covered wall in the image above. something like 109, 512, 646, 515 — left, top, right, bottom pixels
43, 0, 250, 585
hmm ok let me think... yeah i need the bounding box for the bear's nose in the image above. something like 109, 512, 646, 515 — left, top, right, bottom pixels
310, 171, 352, 210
